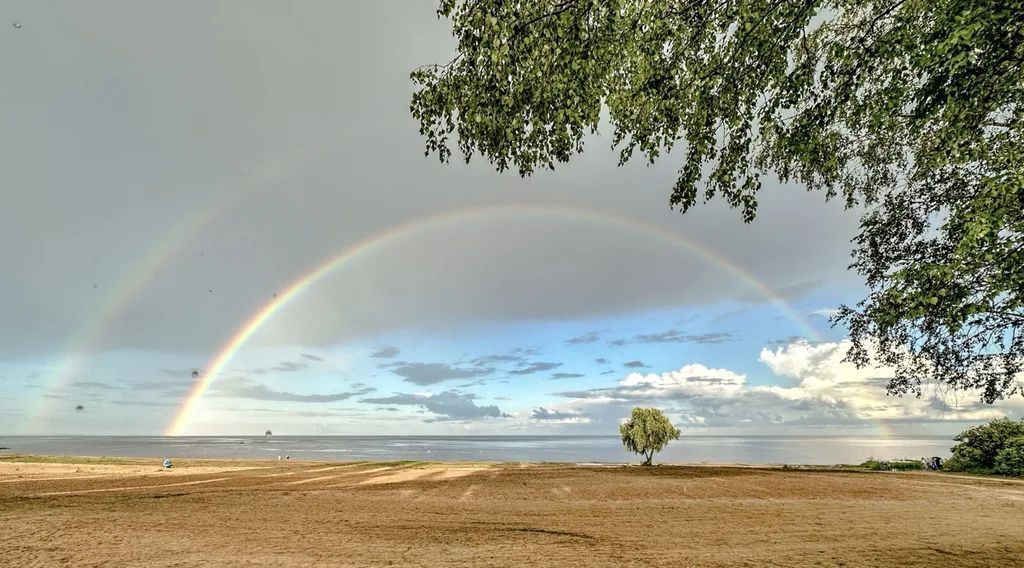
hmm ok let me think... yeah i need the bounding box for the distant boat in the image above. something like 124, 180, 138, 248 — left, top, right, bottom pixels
265, 430, 272, 437
75, 405, 84, 411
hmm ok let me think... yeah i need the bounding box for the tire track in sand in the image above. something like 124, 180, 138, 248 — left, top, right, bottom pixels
459, 467, 502, 501
33, 477, 233, 496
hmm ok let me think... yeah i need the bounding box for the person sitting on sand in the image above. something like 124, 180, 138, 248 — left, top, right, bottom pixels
162, 458, 172, 469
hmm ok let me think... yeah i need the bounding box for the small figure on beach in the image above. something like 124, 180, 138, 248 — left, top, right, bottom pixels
162, 458, 172, 469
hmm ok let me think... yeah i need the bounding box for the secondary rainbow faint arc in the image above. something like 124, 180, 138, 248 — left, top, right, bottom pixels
165, 204, 824, 436
22, 148, 335, 434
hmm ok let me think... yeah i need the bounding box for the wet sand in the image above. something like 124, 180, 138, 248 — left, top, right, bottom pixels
2, 456, 1023, 567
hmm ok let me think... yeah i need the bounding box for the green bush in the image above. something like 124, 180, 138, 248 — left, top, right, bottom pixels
859, 458, 924, 471
994, 437, 1024, 477
946, 418, 1024, 475
941, 455, 973, 473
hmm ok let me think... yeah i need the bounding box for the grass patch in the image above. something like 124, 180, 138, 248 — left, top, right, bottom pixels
0, 454, 146, 466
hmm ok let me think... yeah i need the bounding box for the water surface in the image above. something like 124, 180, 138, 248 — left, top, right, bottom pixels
0, 435, 954, 465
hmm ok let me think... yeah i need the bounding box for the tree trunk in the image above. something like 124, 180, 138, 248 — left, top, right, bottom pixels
643, 450, 653, 466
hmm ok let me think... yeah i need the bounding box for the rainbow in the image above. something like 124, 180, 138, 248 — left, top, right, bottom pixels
21, 148, 333, 434
165, 204, 823, 436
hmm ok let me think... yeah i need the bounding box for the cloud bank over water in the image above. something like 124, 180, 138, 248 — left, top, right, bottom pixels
545, 340, 1017, 432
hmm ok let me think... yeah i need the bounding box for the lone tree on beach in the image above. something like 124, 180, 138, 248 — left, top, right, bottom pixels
620, 407, 680, 466
411, 0, 1024, 403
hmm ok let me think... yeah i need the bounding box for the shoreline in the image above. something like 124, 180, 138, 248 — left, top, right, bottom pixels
0, 454, 868, 470
0, 433, 955, 467
0, 452, 866, 470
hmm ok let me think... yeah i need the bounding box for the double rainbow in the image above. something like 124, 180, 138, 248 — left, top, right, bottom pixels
164, 204, 822, 436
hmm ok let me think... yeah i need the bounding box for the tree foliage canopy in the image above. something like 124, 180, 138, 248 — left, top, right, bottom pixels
945, 418, 1024, 475
619, 407, 681, 465
411, 0, 1024, 402
994, 436, 1024, 476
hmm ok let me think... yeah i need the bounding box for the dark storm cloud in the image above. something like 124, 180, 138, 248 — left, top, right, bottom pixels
609, 329, 734, 346
213, 378, 375, 402
509, 362, 562, 376
371, 347, 401, 359
550, 372, 585, 380
622, 360, 650, 369
565, 331, 602, 345
0, 3, 862, 367
384, 362, 493, 385
360, 391, 505, 422
300, 353, 325, 362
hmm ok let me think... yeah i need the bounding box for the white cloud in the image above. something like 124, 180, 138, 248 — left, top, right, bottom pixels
680, 413, 706, 425
759, 341, 844, 382
808, 308, 841, 319
556, 339, 1020, 429
756, 340, 1012, 422
530, 406, 592, 424
620, 364, 746, 398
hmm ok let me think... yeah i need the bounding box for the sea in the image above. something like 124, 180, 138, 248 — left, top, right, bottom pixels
0, 435, 955, 465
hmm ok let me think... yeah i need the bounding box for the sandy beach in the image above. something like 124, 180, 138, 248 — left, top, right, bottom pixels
2, 456, 1023, 567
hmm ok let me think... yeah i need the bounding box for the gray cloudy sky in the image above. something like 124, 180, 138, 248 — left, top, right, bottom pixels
2, 2, 1017, 436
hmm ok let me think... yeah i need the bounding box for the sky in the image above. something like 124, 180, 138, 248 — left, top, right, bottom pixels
2, 1, 1020, 436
